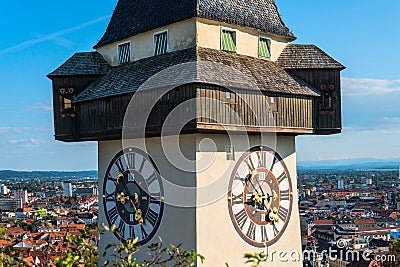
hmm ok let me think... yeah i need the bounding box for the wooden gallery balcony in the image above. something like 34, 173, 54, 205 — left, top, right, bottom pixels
48, 46, 345, 142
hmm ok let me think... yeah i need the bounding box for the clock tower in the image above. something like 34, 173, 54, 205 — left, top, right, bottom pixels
48, 0, 345, 266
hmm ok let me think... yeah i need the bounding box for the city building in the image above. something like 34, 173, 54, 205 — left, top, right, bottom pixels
0, 198, 23, 211
73, 187, 98, 196
0, 185, 9, 195
337, 179, 344, 190
62, 181, 72, 197
14, 190, 28, 204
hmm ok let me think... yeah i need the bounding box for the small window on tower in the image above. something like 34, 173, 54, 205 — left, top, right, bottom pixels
221, 30, 236, 52
323, 92, 334, 109
154, 31, 168, 56
259, 37, 271, 58
63, 98, 72, 110
118, 42, 131, 64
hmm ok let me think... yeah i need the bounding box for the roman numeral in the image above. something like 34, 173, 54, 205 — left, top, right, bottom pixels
261, 226, 268, 242
115, 158, 125, 173
146, 173, 157, 185
246, 222, 256, 240
105, 192, 114, 202
118, 220, 126, 237
126, 153, 135, 169
140, 225, 148, 239
107, 173, 117, 185
129, 226, 136, 239
273, 224, 279, 236
277, 172, 286, 184
245, 157, 255, 172
257, 151, 266, 168
231, 193, 243, 205
108, 207, 118, 225
278, 206, 289, 221
130, 214, 134, 222
150, 194, 162, 204
280, 190, 290, 201
146, 208, 158, 227
270, 155, 278, 172
235, 209, 248, 229
138, 157, 146, 173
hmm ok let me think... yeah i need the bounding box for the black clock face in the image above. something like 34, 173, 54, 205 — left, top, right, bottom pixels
103, 147, 164, 244
228, 146, 293, 247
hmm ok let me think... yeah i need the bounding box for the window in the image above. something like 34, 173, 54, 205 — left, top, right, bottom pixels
63, 98, 72, 110
259, 37, 271, 58
225, 92, 231, 99
118, 42, 131, 64
323, 92, 334, 109
154, 31, 168, 56
221, 30, 236, 52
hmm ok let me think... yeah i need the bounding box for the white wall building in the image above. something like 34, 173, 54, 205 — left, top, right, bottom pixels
62, 181, 73, 197
14, 190, 28, 204
0, 185, 8, 195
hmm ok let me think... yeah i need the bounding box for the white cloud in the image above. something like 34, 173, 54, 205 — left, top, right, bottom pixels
9, 138, 48, 148
0, 127, 23, 134
342, 77, 400, 96
27, 103, 52, 112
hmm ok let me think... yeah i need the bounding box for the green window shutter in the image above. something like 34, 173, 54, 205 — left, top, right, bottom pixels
259, 37, 271, 58
222, 30, 236, 52
154, 32, 168, 56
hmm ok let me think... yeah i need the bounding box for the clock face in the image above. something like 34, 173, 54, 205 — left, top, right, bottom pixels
228, 146, 293, 247
103, 147, 164, 244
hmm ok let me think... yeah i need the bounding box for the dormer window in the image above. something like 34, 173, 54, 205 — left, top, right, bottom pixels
259, 37, 271, 58
154, 31, 168, 56
118, 42, 131, 64
221, 29, 236, 52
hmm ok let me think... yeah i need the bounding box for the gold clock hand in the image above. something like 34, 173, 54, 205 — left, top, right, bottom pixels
116, 173, 124, 184
128, 195, 144, 225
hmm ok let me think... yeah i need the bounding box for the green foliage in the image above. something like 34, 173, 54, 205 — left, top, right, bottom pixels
0, 250, 26, 267
384, 237, 400, 267
102, 223, 205, 267
54, 227, 98, 267
243, 252, 267, 267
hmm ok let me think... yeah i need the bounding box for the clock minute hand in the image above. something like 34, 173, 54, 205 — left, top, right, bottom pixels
245, 173, 260, 194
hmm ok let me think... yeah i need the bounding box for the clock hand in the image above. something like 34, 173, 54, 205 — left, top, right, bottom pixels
245, 173, 260, 194
117, 193, 144, 225
252, 171, 266, 196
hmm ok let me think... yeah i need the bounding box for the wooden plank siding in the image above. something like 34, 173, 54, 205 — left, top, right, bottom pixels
51, 76, 102, 141
288, 69, 342, 133
196, 84, 314, 131
52, 82, 334, 142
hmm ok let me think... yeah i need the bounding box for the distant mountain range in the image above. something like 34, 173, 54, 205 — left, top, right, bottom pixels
1, 158, 399, 177
0, 170, 98, 180
298, 158, 400, 170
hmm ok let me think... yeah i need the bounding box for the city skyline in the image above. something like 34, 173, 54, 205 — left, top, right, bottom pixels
0, 0, 399, 170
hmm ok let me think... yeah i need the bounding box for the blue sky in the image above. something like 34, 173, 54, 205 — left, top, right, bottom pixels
0, 0, 399, 170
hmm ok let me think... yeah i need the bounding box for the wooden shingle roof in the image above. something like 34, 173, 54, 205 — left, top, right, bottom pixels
73, 47, 319, 103
94, 0, 295, 49
277, 44, 345, 70
47, 52, 111, 77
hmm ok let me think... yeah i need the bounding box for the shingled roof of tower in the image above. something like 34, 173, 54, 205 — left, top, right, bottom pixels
94, 0, 296, 49
277, 44, 346, 70
47, 52, 111, 77
73, 47, 319, 103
